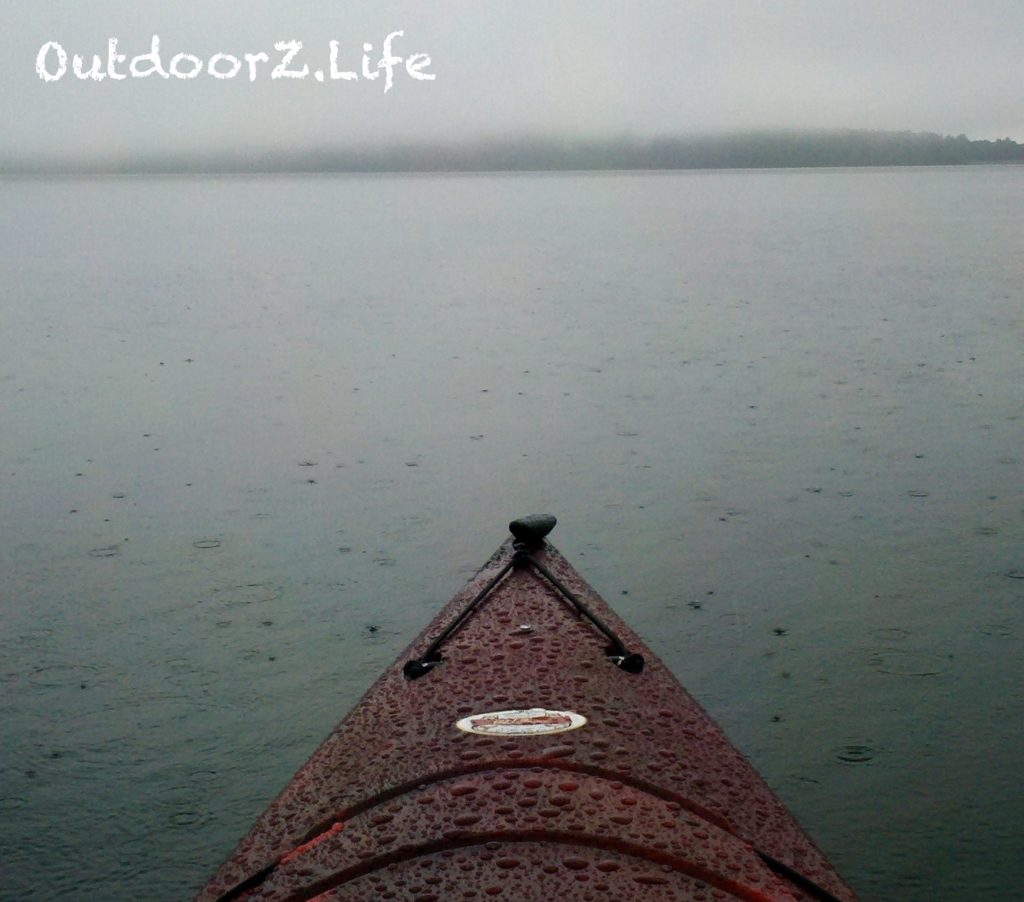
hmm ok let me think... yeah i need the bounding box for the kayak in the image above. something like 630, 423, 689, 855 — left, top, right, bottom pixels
197, 515, 857, 901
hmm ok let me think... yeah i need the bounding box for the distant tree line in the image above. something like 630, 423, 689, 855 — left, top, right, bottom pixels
309, 130, 1024, 172
5, 129, 1023, 174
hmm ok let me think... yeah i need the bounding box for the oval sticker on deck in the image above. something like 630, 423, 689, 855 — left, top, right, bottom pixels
455, 708, 586, 736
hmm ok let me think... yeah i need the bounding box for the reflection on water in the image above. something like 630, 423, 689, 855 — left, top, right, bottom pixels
1, 167, 1022, 901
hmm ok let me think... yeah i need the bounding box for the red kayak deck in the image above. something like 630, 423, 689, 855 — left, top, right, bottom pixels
197, 532, 856, 901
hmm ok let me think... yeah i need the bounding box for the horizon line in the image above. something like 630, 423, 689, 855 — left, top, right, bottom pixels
3, 128, 1022, 176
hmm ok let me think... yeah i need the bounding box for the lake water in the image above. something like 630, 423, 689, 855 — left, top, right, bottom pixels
1, 166, 1021, 900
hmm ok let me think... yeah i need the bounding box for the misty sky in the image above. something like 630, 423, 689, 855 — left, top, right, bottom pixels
2, 1, 1023, 164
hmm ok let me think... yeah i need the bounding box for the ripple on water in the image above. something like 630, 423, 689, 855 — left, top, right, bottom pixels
868, 649, 951, 676
168, 810, 203, 828
88, 545, 121, 558
0, 796, 29, 812
835, 744, 876, 765
214, 583, 280, 608
26, 663, 99, 689
188, 769, 218, 783
0, 626, 54, 654
977, 622, 1016, 639
870, 628, 910, 642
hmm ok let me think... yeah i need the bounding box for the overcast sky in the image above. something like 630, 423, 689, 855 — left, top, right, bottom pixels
2, 1, 1022, 164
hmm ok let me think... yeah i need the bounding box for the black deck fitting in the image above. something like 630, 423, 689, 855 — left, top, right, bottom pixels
508, 514, 557, 548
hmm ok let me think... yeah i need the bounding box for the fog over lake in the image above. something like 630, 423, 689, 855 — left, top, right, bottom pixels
3, 1, 1023, 168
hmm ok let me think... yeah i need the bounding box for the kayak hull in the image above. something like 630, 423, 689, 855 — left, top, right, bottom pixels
197, 536, 856, 901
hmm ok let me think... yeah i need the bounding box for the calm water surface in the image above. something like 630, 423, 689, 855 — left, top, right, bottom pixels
1, 167, 1021, 900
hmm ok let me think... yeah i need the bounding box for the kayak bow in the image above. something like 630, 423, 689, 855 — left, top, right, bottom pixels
197, 516, 856, 901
